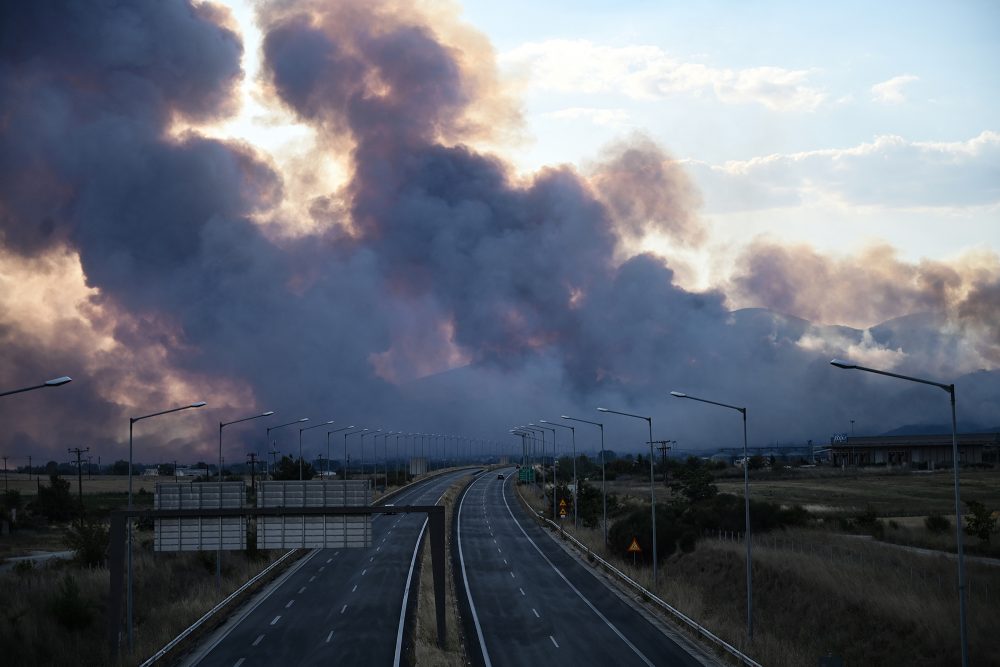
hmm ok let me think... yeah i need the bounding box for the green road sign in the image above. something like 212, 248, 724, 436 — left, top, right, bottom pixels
518, 467, 535, 483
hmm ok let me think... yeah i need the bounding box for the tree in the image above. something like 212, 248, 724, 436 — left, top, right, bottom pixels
110, 459, 130, 476
36, 474, 74, 521
965, 500, 996, 544
158, 463, 175, 476
271, 455, 314, 481
670, 457, 718, 505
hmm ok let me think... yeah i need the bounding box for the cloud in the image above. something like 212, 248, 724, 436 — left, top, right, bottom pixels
541, 107, 632, 128
501, 39, 826, 112
871, 74, 919, 105
687, 130, 1000, 212
0, 0, 996, 467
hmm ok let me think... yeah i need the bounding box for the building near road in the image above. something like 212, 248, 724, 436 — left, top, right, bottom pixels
828, 432, 998, 468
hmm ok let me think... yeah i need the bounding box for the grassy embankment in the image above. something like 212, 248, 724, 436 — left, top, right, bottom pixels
411, 475, 469, 666
518, 469, 1000, 667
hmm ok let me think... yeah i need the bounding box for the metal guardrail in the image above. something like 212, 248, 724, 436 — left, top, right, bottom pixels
514, 484, 762, 667
139, 548, 299, 666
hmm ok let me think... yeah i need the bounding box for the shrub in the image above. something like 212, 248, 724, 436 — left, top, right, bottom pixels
65, 519, 109, 568
965, 500, 996, 544
49, 574, 92, 631
925, 513, 951, 534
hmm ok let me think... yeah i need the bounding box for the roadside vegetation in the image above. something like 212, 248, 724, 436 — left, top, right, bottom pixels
412, 475, 468, 666
517, 458, 1000, 667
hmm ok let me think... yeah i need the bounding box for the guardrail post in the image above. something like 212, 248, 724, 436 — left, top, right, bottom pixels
108, 512, 126, 658
428, 505, 447, 647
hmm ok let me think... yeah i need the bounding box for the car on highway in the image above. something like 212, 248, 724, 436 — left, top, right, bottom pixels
497, 473, 504, 479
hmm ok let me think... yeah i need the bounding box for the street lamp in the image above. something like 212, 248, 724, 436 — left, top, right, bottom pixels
127, 400, 206, 649
265, 418, 309, 476
532, 424, 558, 525
299, 421, 335, 480
598, 407, 658, 585
562, 415, 608, 546
671, 390, 753, 640
522, 426, 547, 494
541, 420, 578, 530
343, 428, 367, 480
360, 429, 380, 489
829, 358, 968, 667
217, 409, 274, 589
326, 426, 355, 478
0, 375, 72, 397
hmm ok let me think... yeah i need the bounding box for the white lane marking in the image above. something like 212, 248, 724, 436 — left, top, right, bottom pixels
234, 659, 245, 667
252, 634, 264, 646
497, 548, 502, 554
341, 604, 348, 614
370, 556, 374, 562
511, 571, 516, 579
501, 481, 655, 667
326, 558, 333, 564
458, 473, 494, 667
503, 559, 508, 566
362, 568, 367, 576
309, 576, 316, 582
326, 630, 334, 643
298, 586, 306, 594
550, 636, 560, 648
377, 546, 381, 552
519, 587, 525, 596
270, 615, 281, 626
533, 608, 540, 618
285, 599, 295, 609
352, 584, 358, 593
334, 551, 340, 556
318, 566, 325, 572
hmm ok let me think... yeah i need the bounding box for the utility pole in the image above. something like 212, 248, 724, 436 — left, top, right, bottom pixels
28, 455, 32, 481
68, 447, 90, 523
173, 460, 178, 482
87, 455, 92, 479
247, 453, 259, 493
654, 440, 673, 487
2, 455, 7, 491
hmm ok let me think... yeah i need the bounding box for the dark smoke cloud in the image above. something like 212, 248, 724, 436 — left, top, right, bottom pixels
0, 0, 996, 469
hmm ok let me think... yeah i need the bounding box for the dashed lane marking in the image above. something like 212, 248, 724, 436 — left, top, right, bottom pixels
285, 599, 295, 609
252, 634, 264, 647
326, 630, 334, 643
270, 615, 281, 626
550, 636, 560, 648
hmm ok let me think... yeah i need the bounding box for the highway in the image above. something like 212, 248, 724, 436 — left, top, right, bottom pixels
182, 469, 473, 667
457, 469, 715, 667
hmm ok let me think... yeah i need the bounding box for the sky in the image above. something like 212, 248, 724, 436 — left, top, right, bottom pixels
0, 0, 997, 468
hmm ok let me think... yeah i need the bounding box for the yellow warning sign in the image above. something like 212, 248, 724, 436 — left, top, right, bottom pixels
627, 537, 642, 553
559, 499, 567, 508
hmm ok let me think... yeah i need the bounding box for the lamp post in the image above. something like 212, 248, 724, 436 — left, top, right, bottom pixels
829, 359, 968, 667
299, 421, 334, 480
562, 415, 608, 546
326, 426, 355, 478
598, 407, 658, 586
541, 420, 577, 530
671, 390, 753, 640
0, 375, 72, 397
360, 430, 380, 490
217, 410, 274, 590
343, 428, 367, 480
265, 418, 309, 476
532, 424, 558, 524
127, 400, 206, 650
522, 426, 546, 495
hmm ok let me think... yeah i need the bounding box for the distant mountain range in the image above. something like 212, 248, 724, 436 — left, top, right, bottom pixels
880, 423, 1000, 436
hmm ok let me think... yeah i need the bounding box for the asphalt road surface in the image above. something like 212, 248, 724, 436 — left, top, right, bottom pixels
183, 469, 473, 667
457, 469, 714, 667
